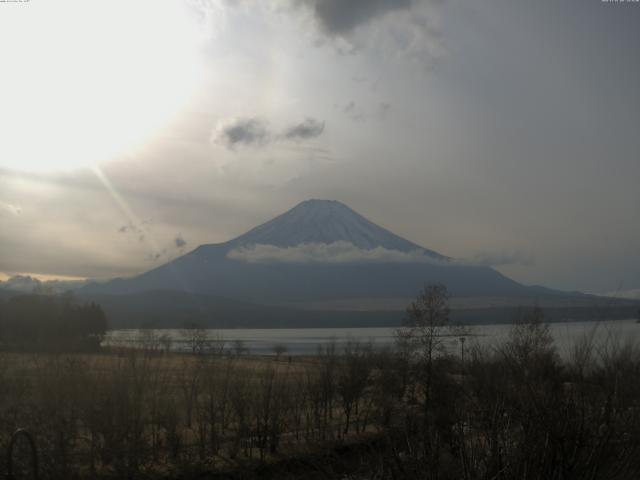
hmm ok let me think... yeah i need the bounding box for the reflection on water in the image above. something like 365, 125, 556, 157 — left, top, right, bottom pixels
104, 319, 640, 357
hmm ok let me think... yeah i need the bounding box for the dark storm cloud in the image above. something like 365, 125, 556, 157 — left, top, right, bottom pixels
283, 118, 325, 140
306, 0, 412, 35
214, 117, 270, 149
215, 116, 326, 150
295, 0, 446, 70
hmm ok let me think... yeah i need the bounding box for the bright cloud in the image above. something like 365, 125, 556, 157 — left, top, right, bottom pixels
227, 241, 446, 264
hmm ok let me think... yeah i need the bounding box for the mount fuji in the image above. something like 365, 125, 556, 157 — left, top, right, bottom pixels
82, 199, 532, 299
78, 200, 618, 327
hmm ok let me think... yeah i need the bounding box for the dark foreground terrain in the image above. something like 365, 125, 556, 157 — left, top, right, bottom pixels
1, 316, 640, 480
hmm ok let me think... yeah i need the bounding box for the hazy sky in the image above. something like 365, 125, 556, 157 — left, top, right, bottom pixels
0, 0, 638, 294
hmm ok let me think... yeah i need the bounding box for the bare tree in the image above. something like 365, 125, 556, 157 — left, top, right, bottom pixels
337, 340, 371, 434
181, 322, 209, 355
177, 357, 203, 428
159, 333, 173, 353
396, 283, 451, 414
272, 343, 287, 360
232, 338, 248, 356
208, 332, 226, 356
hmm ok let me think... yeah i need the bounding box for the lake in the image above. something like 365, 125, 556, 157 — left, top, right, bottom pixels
105, 319, 640, 357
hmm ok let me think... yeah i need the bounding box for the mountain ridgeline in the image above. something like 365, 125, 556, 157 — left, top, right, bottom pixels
84, 200, 532, 299
79, 200, 628, 327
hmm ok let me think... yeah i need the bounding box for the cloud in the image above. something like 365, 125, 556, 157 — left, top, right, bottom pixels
145, 250, 166, 263
213, 117, 270, 149
226, 242, 533, 268
283, 118, 325, 140
0, 201, 21, 215
467, 251, 535, 268
174, 233, 187, 249
117, 220, 151, 242
377, 102, 391, 120
297, 0, 446, 70
214, 116, 326, 150
138, 233, 186, 264
306, 0, 412, 35
0, 275, 88, 294
227, 241, 447, 264
343, 101, 365, 121
341, 101, 391, 122
603, 288, 640, 300
0, 275, 41, 293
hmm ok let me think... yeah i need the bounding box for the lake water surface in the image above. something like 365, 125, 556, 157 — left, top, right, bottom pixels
105, 319, 640, 357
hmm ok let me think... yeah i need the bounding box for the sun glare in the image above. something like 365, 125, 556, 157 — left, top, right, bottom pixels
0, 0, 203, 171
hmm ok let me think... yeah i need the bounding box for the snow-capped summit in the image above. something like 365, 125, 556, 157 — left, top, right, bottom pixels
230, 199, 444, 258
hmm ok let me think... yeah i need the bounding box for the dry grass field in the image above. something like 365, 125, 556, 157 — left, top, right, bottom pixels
1, 315, 640, 479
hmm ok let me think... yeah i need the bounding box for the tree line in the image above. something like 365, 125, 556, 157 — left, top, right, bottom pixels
0, 293, 107, 351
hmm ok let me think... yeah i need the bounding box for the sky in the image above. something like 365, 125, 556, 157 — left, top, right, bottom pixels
0, 0, 639, 294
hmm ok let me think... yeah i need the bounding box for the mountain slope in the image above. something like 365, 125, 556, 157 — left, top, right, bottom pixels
81, 199, 550, 305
